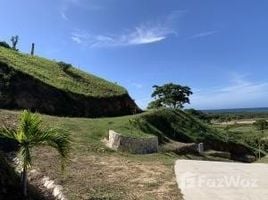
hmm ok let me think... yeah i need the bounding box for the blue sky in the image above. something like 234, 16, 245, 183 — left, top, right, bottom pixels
1, 0, 268, 109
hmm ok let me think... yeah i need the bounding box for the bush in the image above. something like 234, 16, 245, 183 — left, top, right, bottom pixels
57, 61, 72, 71
0, 41, 11, 49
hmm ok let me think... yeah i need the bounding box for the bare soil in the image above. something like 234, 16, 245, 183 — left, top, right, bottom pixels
32, 146, 182, 200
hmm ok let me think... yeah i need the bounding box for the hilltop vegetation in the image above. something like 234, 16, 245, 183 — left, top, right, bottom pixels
0, 46, 126, 97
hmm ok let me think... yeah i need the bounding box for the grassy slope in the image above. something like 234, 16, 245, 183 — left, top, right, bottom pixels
0, 109, 183, 200
1, 108, 262, 199
213, 122, 268, 155
0, 47, 126, 97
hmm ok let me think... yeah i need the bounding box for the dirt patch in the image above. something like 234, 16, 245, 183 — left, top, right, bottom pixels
31, 147, 181, 200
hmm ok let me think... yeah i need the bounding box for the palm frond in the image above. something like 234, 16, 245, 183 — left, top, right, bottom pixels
18, 110, 42, 139
0, 126, 18, 142
30, 127, 71, 170
1, 110, 71, 170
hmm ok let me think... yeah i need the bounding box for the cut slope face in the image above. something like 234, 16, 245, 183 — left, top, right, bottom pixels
0, 47, 139, 117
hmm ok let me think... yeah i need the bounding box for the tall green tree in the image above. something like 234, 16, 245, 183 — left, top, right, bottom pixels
148, 83, 193, 109
0, 110, 71, 197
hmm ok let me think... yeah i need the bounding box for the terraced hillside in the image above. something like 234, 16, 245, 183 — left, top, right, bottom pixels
0, 47, 140, 117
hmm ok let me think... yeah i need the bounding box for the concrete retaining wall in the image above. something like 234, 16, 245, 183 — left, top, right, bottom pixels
107, 130, 158, 154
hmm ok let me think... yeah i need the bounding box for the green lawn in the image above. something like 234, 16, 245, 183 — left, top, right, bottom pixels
0, 46, 126, 97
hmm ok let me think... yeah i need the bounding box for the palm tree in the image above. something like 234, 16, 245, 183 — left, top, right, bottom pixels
0, 110, 71, 197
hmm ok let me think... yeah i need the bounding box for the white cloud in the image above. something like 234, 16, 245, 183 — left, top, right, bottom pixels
60, 10, 69, 21
190, 75, 268, 109
71, 24, 175, 47
188, 31, 218, 39
71, 35, 82, 44
70, 10, 184, 47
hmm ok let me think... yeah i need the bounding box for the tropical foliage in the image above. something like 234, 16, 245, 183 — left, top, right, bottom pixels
0, 110, 71, 196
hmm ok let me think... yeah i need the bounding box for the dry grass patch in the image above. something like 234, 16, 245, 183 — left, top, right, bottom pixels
32, 147, 182, 200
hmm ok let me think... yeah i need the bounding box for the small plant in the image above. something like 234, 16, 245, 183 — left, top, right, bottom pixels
58, 61, 72, 72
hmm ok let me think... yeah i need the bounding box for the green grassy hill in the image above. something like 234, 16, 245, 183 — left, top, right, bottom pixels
0, 47, 139, 117
0, 46, 126, 97
0, 108, 257, 159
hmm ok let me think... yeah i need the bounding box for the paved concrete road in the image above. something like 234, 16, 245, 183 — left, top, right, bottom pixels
175, 160, 268, 200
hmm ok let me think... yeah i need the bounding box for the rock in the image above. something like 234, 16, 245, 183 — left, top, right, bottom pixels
107, 130, 158, 154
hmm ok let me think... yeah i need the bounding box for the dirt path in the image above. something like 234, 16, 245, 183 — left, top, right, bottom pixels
175, 160, 268, 200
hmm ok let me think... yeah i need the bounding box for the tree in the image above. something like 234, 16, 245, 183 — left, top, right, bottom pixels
0, 110, 71, 197
57, 61, 72, 72
147, 99, 163, 109
148, 83, 193, 109
10, 35, 19, 50
253, 119, 268, 159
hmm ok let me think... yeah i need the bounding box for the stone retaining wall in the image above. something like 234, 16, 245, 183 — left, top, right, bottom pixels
107, 130, 158, 154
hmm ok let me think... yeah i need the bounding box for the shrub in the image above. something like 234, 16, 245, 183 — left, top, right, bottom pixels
58, 61, 72, 71
0, 41, 11, 49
